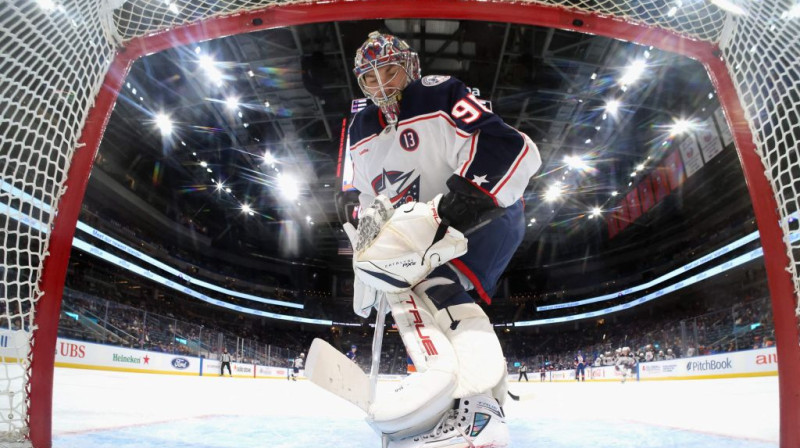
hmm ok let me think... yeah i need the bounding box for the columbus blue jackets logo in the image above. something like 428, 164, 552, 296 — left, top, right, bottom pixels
371, 169, 421, 205
421, 75, 450, 86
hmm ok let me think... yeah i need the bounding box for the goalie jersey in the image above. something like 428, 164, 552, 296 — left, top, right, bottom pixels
348, 75, 541, 210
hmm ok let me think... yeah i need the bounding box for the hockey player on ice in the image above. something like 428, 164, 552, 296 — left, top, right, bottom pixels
291, 353, 304, 381
574, 351, 586, 382
615, 347, 637, 384
343, 31, 541, 447
346, 344, 359, 363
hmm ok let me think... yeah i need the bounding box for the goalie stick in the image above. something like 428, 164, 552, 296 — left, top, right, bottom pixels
369, 294, 389, 403
305, 338, 371, 412
305, 292, 390, 413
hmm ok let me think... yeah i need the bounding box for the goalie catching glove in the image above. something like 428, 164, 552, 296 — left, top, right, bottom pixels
346, 195, 468, 293
344, 196, 394, 317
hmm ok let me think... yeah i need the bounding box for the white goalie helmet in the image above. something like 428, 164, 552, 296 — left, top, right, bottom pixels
354, 31, 420, 125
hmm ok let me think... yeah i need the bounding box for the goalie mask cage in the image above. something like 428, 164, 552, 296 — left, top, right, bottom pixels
1, 0, 798, 446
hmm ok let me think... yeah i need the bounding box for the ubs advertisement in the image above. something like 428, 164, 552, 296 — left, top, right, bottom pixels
54, 337, 200, 375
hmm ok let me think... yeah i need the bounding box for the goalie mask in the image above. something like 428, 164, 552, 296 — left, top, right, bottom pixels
354, 31, 420, 125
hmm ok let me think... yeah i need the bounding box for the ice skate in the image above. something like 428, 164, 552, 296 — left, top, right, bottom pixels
387, 394, 508, 448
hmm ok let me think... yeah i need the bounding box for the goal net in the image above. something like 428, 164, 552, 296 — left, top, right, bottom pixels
1, 0, 798, 447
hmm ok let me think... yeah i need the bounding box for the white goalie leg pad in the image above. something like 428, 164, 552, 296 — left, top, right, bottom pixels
492, 362, 510, 407
368, 291, 458, 439
434, 302, 506, 398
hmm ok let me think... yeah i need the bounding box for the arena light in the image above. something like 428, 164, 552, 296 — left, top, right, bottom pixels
611, 191, 618, 196
263, 151, 276, 165
200, 161, 207, 167
37, 0, 56, 11
198, 54, 224, 85
241, 203, 252, 214
225, 96, 239, 110
636, 163, 645, 171
591, 207, 602, 218
154, 113, 173, 135
670, 118, 694, 136
785, 3, 800, 18
215, 181, 224, 191
619, 60, 647, 86
605, 99, 620, 115
544, 183, 562, 202
710, 0, 748, 16
278, 173, 300, 200
564, 155, 589, 171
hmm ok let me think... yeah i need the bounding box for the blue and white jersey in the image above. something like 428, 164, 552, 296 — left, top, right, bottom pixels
348, 75, 541, 211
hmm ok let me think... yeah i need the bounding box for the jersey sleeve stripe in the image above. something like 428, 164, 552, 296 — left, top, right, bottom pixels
401, 112, 471, 138
350, 133, 379, 151
450, 259, 492, 305
468, 179, 499, 207
490, 141, 531, 197
458, 134, 478, 177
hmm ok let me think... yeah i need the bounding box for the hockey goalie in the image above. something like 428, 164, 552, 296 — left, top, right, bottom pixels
312, 32, 541, 447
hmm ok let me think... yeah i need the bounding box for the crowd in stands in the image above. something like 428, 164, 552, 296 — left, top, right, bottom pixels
79, 203, 301, 295
502, 284, 774, 372
58, 260, 775, 377
510, 208, 756, 306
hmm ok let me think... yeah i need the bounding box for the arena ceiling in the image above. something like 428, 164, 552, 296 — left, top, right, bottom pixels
91, 18, 740, 275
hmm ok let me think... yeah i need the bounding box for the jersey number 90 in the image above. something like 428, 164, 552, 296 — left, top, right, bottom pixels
451, 93, 491, 124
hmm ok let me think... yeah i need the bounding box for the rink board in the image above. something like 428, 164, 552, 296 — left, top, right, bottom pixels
4, 332, 778, 383
511, 347, 779, 383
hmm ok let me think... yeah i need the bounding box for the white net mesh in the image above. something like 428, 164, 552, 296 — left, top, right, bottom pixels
1, 0, 116, 443
1, 0, 798, 445
715, 0, 800, 316
111, 0, 728, 43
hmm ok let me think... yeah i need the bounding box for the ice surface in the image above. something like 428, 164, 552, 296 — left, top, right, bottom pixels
52, 368, 778, 447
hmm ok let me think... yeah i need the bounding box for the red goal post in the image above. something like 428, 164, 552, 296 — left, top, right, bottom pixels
1, 0, 797, 447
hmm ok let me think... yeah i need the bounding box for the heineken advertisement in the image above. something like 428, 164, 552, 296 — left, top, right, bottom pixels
112, 353, 143, 364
